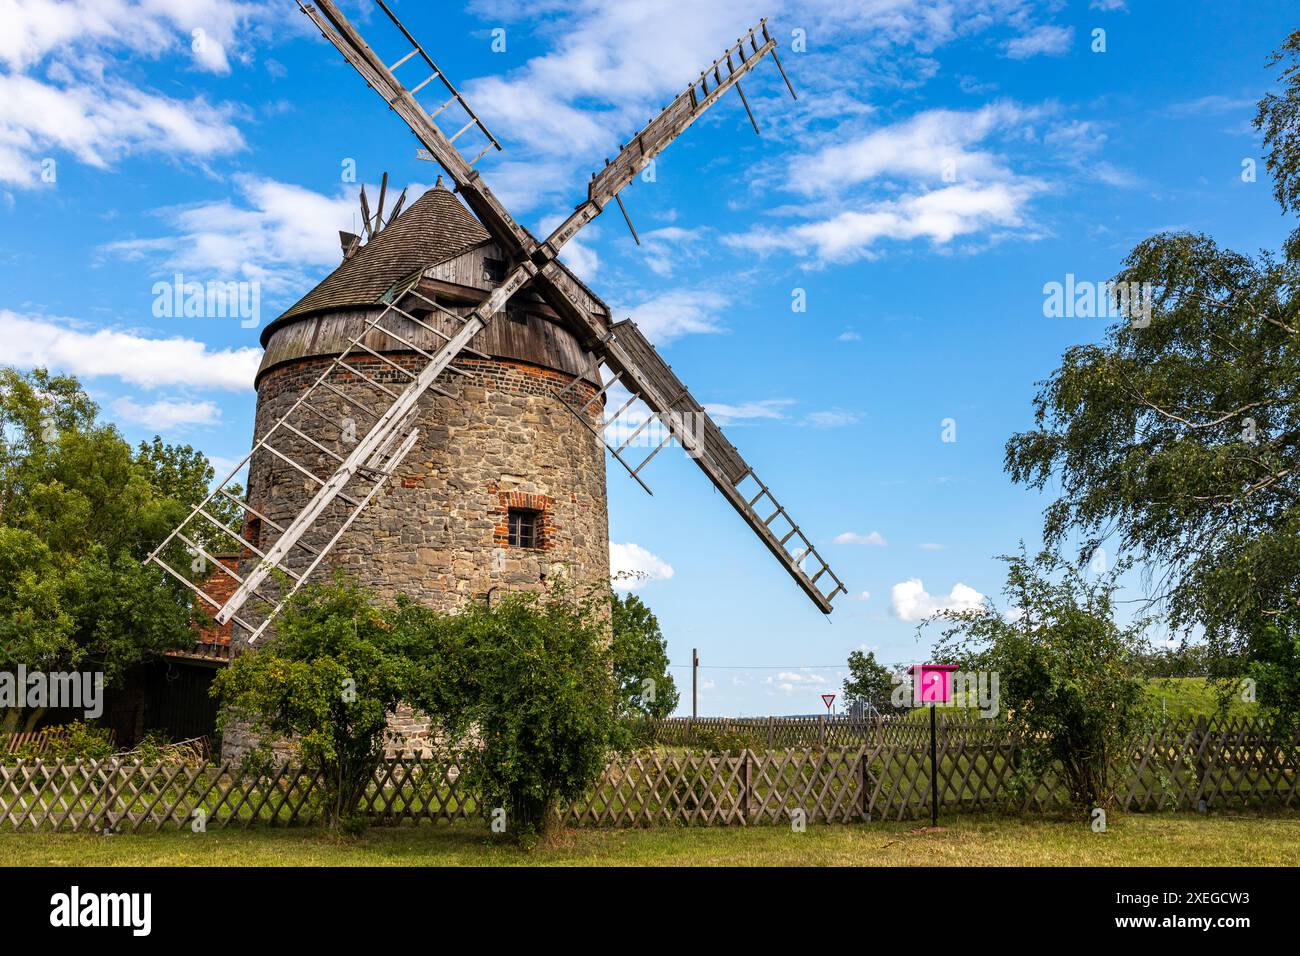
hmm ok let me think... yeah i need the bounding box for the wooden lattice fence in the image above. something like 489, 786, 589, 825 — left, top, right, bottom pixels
647, 714, 983, 749
1, 726, 118, 755
1, 716, 1295, 831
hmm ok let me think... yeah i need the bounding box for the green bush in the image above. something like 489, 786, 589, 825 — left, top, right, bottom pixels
8, 721, 115, 762
408, 585, 625, 845
932, 548, 1150, 813
212, 576, 431, 832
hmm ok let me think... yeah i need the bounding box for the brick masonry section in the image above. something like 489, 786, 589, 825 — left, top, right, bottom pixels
221, 352, 610, 761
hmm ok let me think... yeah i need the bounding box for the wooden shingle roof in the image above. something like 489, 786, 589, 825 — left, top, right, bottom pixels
262, 183, 491, 344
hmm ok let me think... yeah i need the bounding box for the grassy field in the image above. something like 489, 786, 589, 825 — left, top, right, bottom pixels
2, 811, 1297, 867
1143, 677, 1258, 719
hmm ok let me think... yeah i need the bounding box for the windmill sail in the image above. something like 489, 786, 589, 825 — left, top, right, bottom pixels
555, 321, 846, 612
144, 280, 474, 642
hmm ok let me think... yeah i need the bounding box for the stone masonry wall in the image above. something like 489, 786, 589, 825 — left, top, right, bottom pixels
220, 350, 609, 761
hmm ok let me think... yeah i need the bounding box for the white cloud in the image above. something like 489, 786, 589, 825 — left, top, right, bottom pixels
918, 542, 946, 550
837, 329, 862, 342
102, 176, 368, 299
620, 289, 728, 343
1041, 119, 1141, 189
1088, 0, 1127, 10
111, 395, 221, 428
558, 238, 600, 282
461, 0, 764, 166
475, 158, 580, 218
772, 671, 829, 684
835, 531, 887, 546
704, 399, 794, 426
767, 668, 838, 695
0, 0, 269, 74
0, 0, 276, 187
539, 209, 600, 281
454, 0, 1039, 214
958, 74, 998, 95
640, 226, 706, 279
890, 578, 986, 621
791, 101, 1041, 197
722, 98, 1092, 265
1164, 94, 1258, 118
806, 409, 860, 428
729, 181, 1043, 264
610, 541, 675, 591
1004, 25, 1073, 60
0, 310, 260, 390
468, 74, 612, 159
851, 590, 871, 601
0, 72, 243, 187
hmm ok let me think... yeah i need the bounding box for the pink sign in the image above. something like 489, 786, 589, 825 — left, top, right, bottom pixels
908, 663, 960, 704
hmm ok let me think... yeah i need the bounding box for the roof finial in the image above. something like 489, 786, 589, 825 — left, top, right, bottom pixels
435, 174, 444, 189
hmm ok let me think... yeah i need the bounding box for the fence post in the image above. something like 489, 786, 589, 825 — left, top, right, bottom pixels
741, 750, 752, 823
767, 716, 775, 748
1193, 714, 1209, 812
856, 748, 867, 822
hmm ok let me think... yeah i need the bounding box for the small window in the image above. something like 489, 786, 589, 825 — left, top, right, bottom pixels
507, 508, 541, 549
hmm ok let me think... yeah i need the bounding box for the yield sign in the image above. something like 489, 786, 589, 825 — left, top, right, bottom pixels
821, 693, 836, 712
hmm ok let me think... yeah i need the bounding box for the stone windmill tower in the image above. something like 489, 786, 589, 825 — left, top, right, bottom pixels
146, 1, 848, 737
249, 177, 613, 614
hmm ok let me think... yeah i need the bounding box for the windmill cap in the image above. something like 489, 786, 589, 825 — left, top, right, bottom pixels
260, 182, 490, 346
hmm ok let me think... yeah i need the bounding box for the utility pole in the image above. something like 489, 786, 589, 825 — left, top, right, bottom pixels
692, 648, 699, 719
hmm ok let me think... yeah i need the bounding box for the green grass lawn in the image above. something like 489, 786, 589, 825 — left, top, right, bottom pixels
2, 811, 1297, 867
1143, 677, 1259, 719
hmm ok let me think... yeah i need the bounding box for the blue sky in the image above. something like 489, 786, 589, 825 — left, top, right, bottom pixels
4, 0, 1296, 715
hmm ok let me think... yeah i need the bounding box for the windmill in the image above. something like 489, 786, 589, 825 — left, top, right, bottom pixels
145, 0, 847, 656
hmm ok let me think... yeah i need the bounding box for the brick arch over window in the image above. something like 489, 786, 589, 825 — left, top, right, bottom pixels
492, 490, 556, 551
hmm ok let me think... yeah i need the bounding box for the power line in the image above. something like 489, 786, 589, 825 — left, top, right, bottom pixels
669, 664, 845, 669
668, 660, 919, 670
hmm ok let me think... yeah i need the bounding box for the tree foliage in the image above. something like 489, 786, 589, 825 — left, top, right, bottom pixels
611, 591, 679, 719
1256, 29, 1300, 222
410, 586, 625, 845
212, 578, 624, 842
1005, 38, 1300, 718
0, 367, 230, 730
931, 549, 1150, 813
212, 577, 431, 832
1245, 604, 1300, 736
1005, 233, 1298, 657
842, 649, 896, 715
